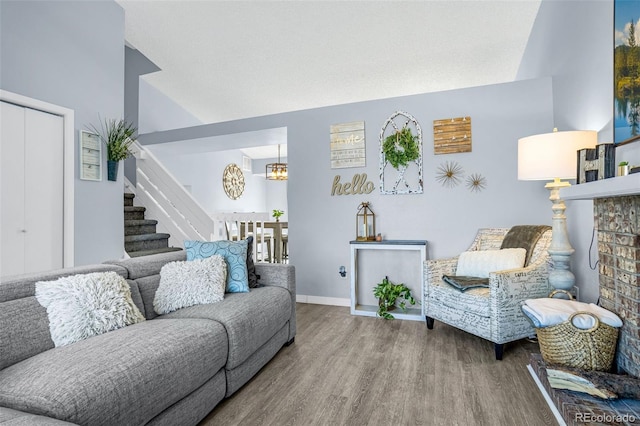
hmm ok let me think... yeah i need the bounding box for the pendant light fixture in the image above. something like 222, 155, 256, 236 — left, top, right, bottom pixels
265, 144, 288, 180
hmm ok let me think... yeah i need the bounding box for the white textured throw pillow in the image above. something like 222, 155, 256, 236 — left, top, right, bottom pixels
35, 271, 145, 347
154, 254, 227, 315
456, 248, 527, 278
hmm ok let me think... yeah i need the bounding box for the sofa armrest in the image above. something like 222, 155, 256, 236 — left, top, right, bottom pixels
423, 257, 458, 299
254, 263, 296, 342
488, 258, 551, 342
255, 264, 296, 295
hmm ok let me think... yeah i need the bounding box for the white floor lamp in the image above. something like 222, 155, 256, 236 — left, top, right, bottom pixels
517, 129, 597, 291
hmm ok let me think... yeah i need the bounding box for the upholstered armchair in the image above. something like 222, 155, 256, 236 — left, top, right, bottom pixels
423, 227, 552, 360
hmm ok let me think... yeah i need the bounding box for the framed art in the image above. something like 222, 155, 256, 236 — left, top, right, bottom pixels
330, 121, 366, 169
614, 0, 640, 145
79, 130, 102, 181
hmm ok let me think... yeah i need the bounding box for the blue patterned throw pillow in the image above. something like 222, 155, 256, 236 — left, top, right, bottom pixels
185, 240, 249, 293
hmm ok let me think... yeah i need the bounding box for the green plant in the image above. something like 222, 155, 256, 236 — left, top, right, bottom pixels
272, 209, 284, 219
619, 161, 629, 166
89, 118, 137, 162
373, 276, 416, 320
382, 127, 420, 169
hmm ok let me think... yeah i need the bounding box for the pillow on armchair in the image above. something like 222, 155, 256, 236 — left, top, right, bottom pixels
456, 248, 527, 278
500, 225, 551, 266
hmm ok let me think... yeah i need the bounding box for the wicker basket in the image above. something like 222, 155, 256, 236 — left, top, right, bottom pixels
535, 310, 619, 371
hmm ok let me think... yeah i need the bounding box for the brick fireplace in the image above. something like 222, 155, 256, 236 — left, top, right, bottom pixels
527, 178, 640, 426
595, 194, 640, 378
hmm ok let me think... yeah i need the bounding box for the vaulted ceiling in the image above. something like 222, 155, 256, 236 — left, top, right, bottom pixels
117, 1, 542, 127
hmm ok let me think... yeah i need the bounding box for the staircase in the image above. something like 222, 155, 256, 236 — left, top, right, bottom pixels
124, 193, 182, 258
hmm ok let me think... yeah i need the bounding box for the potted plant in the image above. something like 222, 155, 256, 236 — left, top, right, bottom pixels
373, 276, 416, 319
618, 161, 630, 177
272, 209, 284, 222
90, 118, 137, 181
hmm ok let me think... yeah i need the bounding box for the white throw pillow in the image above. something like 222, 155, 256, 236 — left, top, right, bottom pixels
35, 271, 145, 347
153, 254, 227, 315
456, 248, 527, 278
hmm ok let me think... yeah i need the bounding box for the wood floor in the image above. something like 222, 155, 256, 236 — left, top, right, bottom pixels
201, 303, 556, 426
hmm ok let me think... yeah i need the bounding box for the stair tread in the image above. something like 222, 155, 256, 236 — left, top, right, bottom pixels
125, 219, 158, 226
124, 193, 135, 199
127, 247, 183, 258
124, 206, 145, 212
125, 233, 170, 242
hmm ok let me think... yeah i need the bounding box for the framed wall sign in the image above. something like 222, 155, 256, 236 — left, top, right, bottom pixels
79, 130, 102, 181
614, 0, 640, 145
330, 121, 366, 168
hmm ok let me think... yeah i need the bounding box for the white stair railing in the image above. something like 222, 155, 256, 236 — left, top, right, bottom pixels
131, 141, 218, 247
130, 141, 272, 262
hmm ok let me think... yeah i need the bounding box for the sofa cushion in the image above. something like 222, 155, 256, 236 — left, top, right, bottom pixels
0, 297, 54, 370
154, 255, 227, 315
0, 264, 127, 303
0, 319, 228, 426
104, 250, 187, 280
245, 236, 259, 288
159, 286, 291, 369
133, 275, 161, 320
185, 240, 249, 293
35, 272, 145, 347
0, 407, 77, 425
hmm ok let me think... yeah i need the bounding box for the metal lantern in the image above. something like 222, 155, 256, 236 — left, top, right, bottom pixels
356, 202, 376, 241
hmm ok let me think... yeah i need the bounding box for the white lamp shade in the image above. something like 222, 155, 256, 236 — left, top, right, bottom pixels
518, 130, 597, 180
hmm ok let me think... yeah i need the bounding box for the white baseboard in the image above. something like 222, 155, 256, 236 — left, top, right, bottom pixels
296, 294, 350, 307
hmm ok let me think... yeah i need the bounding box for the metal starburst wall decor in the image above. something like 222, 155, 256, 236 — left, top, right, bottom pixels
466, 173, 487, 193
435, 161, 464, 188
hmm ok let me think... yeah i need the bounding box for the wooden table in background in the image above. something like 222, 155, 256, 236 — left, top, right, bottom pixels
263, 221, 288, 263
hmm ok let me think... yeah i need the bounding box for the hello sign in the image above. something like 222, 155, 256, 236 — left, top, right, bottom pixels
331, 173, 375, 196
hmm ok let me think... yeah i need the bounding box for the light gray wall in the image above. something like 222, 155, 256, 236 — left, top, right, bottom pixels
0, 1, 126, 265
138, 79, 203, 134
140, 77, 555, 300
124, 47, 160, 184
150, 147, 268, 214
517, 0, 640, 302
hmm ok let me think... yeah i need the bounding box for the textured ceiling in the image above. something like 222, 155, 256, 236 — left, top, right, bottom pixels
117, 0, 541, 126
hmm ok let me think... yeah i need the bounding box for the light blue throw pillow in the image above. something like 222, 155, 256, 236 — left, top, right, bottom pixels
185, 240, 249, 293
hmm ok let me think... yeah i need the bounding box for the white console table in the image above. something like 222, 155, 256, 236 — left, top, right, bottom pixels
349, 240, 427, 321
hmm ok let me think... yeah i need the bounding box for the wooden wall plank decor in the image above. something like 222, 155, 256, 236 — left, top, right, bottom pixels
330, 121, 366, 169
433, 116, 472, 154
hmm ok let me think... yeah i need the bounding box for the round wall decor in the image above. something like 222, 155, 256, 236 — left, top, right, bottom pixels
223, 163, 245, 200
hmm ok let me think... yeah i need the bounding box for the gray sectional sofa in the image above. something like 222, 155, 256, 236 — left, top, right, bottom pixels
0, 251, 296, 425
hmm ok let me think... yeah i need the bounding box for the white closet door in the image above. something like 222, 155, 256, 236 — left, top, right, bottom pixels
24, 107, 64, 274
1, 101, 27, 276
1, 101, 64, 277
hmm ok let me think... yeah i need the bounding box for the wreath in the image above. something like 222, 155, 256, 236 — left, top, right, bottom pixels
382, 127, 420, 169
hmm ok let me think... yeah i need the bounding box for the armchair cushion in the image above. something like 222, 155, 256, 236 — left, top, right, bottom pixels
456, 248, 526, 278
500, 225, 551, 266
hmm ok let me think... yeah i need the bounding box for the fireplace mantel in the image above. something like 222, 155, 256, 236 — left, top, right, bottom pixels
560, 173, 640, 200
